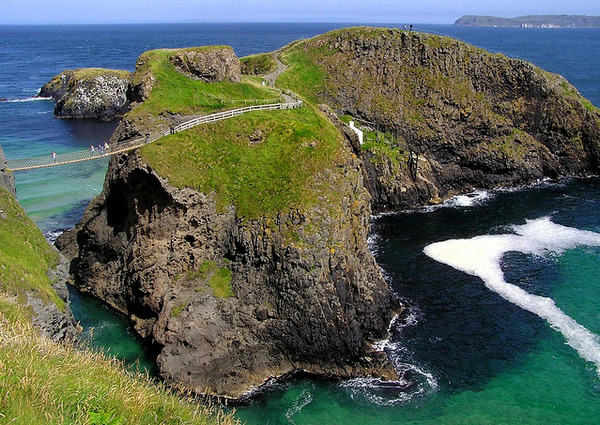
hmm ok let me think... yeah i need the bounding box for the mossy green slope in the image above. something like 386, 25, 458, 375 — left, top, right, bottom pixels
0, 188, 62, 309
140, 97, 347, 220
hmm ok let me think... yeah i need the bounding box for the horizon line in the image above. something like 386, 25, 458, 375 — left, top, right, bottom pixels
0, 20, 455, 27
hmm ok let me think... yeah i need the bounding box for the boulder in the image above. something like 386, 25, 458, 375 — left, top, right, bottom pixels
169, 46, 241, 83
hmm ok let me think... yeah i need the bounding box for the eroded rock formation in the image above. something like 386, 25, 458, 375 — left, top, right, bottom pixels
40, 69, 131, 120
286, 28, 600, 210
61, 148, 395, 398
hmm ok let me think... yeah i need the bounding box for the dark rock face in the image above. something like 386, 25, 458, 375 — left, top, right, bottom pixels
40, 69, 131, 121
0, 145, 15, 196
169, 47, 241, 83
62, 151, 395, 398
294, 29, 600, 210
28, 254, 78, 342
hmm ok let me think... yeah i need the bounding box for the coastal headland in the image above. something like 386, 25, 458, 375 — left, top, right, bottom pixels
2, 25, 600, 408
455, 14, 600, 28
57, 27, 600, 399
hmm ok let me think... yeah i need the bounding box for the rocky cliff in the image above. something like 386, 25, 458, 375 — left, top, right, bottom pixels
0, 145, 15, 196
0, 182, 77, 342
279, 27, 600, 210
40, 68, 131, 120
61, 143, 395, 398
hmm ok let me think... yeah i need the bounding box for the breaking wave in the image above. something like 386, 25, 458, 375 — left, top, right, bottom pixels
424, 217, 600, 372
3, 96, 52, 103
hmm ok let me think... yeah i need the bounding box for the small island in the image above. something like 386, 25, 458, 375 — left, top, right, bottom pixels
455, 15, 600, 28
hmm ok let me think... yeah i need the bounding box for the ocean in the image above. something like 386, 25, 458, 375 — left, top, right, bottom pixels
1, 23, 599, 424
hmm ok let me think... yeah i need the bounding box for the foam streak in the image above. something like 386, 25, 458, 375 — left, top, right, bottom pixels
424, 217, 600, 372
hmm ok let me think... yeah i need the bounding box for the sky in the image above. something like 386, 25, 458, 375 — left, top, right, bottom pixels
1, 0, 599, 25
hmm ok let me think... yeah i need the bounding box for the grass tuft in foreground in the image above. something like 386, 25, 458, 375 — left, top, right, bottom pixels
0, 297, 237, 425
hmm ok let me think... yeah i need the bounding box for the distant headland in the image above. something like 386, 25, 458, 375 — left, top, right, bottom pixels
454, 15, 600, 28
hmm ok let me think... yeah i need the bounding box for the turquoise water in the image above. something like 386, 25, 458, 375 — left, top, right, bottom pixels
1, 23, 600, 424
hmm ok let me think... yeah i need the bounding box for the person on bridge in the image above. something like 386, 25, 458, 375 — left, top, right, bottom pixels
104, 142, 110, 152
89, 145, 95, 156
51, 151, 57, 164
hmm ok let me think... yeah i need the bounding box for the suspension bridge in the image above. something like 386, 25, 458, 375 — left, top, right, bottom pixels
6, 96, 302, 172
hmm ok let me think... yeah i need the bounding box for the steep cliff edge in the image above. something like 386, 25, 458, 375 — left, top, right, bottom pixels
60, 45, 396, 399
64, 144, 394, 398
40, 68, 131, 120
277, 27, 600, 210
0, 145, 15, 197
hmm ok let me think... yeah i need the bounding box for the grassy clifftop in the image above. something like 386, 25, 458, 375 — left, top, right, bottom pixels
133, 46, 350, 220
130, 47, 281, 117
0, 188, 234, 424
273, 27, 600, 208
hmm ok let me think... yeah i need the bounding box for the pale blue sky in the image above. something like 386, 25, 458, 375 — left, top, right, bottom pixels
1, 0, 599, 25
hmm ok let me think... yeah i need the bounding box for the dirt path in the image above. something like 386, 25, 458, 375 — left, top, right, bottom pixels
263, 53, 287, 87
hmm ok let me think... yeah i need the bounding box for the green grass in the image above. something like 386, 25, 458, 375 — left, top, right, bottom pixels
188, 261, 234, 298
140, 106, 346, 219
130, 48, 281, 119
0, 188, 63, 309
278, 47, 329, 105
360, 127, 409, 168
207, 267, 233, 299
240, 53, 277, 75
171, 302, 189, 318
72, 68, 130, 81
0, 296, 237, 425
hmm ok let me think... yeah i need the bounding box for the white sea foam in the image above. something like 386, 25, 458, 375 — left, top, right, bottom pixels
444, 190, 493, 208
340, 359, 437, 406
284, 389, 313, 424
424, 217, 600, 372
4, 96, 52, 103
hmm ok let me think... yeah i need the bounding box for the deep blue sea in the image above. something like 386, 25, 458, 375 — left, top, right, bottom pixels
1, 23, 600, 424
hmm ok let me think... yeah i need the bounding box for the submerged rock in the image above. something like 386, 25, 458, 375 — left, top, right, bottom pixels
39, 68, 131, 120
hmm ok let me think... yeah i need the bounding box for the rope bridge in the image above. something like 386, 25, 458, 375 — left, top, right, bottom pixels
7, 98, 303, 172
